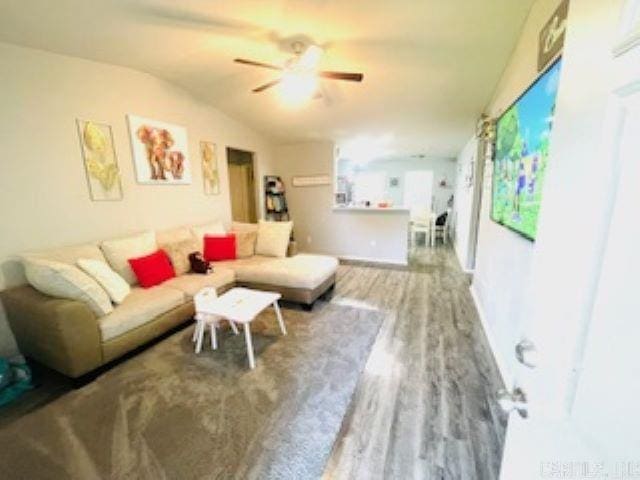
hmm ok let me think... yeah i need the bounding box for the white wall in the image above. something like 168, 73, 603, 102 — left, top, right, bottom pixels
0, 42, 276, 357
519, 0, 625, 413
470, 0, 564, 382
276, 142, 410, 264
452, 137, 478, 271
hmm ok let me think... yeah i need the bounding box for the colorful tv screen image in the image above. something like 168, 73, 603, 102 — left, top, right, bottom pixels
491, 58, 562, 240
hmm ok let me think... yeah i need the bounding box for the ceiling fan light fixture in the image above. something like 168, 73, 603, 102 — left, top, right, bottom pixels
278, 70, 318, 106
296, 44, 324, 70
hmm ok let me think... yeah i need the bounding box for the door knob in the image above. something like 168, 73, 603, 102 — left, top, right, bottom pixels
497, 387, 529, 418
515, 339, 538, 368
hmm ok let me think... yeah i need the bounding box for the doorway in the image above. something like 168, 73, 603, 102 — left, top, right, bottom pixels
227, 147, 257, 223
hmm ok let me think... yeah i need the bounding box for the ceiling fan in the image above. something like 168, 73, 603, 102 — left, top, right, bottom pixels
234, 42, 364, 95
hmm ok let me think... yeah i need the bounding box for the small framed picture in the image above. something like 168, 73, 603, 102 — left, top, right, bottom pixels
292, 174, 331, 187
200, 141, 220, 195
76, 119, 123, 201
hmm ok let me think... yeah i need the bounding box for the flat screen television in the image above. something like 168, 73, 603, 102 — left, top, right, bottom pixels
491, 57, 562, 240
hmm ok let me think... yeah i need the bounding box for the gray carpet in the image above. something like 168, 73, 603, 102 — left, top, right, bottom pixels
0, 302, 382, 480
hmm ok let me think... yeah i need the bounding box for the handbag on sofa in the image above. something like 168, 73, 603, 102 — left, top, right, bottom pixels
188, 252, 213, 274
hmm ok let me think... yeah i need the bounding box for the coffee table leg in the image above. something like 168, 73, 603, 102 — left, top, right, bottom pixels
273, 301, 287, 335
192, 319, 199, 342
243, 323, 255, 369
210, 322, 218, 350
195, 319, 204, 354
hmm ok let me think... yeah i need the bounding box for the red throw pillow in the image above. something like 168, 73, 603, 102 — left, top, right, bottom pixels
128, 249, 176, 288
203, 234, 236, 261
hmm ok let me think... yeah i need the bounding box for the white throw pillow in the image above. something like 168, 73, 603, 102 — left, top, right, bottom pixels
77, 258, 131, 304
22, 257, 113, 317
191, 221, 226, 242
100, 231, 157, 285
255, 220, 293, 258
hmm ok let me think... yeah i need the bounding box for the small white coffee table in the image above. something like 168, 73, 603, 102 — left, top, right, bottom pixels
194, 287, 287, 369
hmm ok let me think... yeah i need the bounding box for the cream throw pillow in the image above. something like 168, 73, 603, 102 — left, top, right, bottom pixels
191, 221, 225, 243
255, 220, 293, 258
235, 231, 258, 258
100, 231, 157, 285
231, 221, 258, 233
77, 258, 131, 304
23, 257, 113, 316
162, 238, 200, 275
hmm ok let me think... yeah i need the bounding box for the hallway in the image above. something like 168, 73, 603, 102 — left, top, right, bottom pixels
324, 246, 507, 479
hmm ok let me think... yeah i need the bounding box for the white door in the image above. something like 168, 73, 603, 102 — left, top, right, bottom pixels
500, 2, 640, 478
403, 170, 433, 219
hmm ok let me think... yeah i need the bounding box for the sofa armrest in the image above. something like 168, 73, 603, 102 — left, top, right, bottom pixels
0, 285, 103, 378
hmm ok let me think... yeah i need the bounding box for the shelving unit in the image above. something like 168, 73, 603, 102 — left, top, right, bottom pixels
264, 175, 290, 221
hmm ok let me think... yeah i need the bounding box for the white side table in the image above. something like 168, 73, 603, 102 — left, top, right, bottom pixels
194, 287, 287, 369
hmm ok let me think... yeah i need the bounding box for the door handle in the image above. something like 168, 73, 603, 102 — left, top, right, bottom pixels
497, 387, 529, 418
515, 339, 538, 368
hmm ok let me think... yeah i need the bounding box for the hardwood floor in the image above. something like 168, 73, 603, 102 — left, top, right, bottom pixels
323, 246, 507, 480
0, 246, 507, 479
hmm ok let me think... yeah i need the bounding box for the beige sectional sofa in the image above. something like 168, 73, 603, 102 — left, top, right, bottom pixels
1, 224, 338, 378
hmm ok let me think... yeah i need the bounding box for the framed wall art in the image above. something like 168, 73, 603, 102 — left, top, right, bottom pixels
76, 119, 123, 201
491, 58, 562, 240
127, 115, 192, 184
291, 174, 331, 187
200, 141, 220, 195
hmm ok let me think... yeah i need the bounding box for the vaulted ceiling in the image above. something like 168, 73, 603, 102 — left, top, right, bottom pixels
0, 0, 534, 157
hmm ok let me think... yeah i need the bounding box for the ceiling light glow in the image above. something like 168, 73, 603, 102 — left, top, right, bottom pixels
278, 71, 318, 106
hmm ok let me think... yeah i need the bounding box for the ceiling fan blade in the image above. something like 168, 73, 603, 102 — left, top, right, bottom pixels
235, 58, 282, 71
319, 71, 364, 82
252, 79, 281, 93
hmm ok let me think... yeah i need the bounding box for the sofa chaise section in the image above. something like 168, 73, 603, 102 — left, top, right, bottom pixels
216, 254, 338, 307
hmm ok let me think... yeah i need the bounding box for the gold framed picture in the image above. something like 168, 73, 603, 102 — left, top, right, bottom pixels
200, 141, 220, 195
76, 119, 123, 201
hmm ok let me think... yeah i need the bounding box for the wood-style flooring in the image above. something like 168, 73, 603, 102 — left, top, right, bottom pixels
0, 246, 507, 479
323, 246, 507, 479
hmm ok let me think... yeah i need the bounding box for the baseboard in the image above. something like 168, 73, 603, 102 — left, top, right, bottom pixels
469, 284, 514, 388
338, 255, 409, 267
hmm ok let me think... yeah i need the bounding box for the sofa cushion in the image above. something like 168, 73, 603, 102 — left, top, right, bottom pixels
162, 238, 199, 276
128, 250, 176, 288
77, 258, 131, 304
255, 220, 293, 258
235, 230, 257, 258
231, 221, 258, 233
25, 242, 107, 266
100, 231, 157, 285
191, 221, 225, 243
216, 254, 338, 290
203, 234, 236, 261
99, 285, 185, 341
156, 226, 195, 246
22, 257, 114, 317
163, 269, 235, 298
